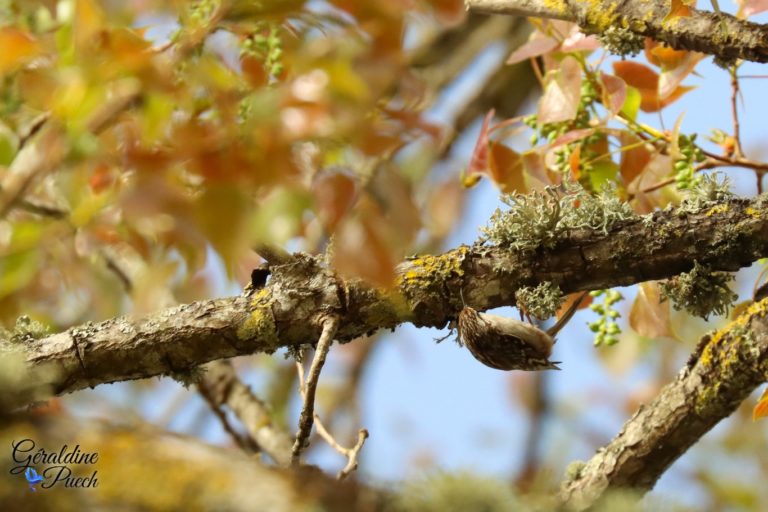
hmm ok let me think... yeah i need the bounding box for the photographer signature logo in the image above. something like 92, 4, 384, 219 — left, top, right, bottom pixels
9, 439, 99, 491
24, 467, 43, 491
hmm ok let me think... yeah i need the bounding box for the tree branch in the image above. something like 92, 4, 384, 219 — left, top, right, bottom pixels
292, 316, 340, 463
197, 361, 293, 467
560, 299, 768, 509
0, 412, 375, 510
466, 0, 768, 64
5, 196, 768, 409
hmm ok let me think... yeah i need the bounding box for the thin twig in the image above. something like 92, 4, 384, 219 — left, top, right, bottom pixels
291, 316, 339, 463
729, 66, 743, 159
198, 377, 261, 454
254, 243, 293, 266
313, 417, 369, 480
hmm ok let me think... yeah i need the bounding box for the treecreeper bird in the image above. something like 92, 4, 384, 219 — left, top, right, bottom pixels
458, 292, 587, 371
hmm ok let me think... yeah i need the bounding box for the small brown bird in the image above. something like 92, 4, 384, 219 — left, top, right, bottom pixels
457, 292, 586, 371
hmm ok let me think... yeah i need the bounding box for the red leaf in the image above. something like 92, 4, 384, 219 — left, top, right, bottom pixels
465, 109, 495, 186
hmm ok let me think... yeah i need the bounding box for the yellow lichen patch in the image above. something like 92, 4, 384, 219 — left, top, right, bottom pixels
543, 0, 568, 16
237, 289, 279, 347
398, 246, 468, 289
745, 206, 761, 218
584, 0, 620, 31
362, 288, 413, 326
698, 298, 768, 368
705, 204, 729, 217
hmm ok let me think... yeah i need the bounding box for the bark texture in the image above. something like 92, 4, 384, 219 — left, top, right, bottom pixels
4, 196, 768, 409
560, 299, 768, 509
467, 0, 768, 64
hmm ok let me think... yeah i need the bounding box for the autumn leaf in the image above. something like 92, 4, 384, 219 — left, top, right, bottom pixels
0, 28, 42, 75
618, 131, 653, 186
312, 170, 359, 232
599, 72, 627, 116
663, 0, 695, 23
613, 61, 693, 113
506, 36, 560, 65
644, 40, 705, 100
488, 142, 527, 194
753, 387, 768, 421
333, 210, 397, 287
538, 56, 582, 124
464, 109, 495, 188
557, 291, 592, 319
629, 282, 675, 339
743, 0, 768, 17
427, 180, 464, 238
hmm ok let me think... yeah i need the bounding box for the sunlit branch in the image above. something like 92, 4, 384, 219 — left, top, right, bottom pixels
292, 316, 339, 464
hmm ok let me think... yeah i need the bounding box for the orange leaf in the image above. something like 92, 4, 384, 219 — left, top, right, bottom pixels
568, 144, 581, 180
613, 61, 693, 112
644, 38, 687, 69
618, 132, 652, 186
629, 282, 674, 339
0, 28, 42, 74
664, 0, 694, 23
488, 142, 527, 194
89, 162, 114, 193
557, 291, 592, 319
75, 0, 106, 50
753, 387, 768, 421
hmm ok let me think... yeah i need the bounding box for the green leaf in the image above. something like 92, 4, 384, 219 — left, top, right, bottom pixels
621, 86, 641, 121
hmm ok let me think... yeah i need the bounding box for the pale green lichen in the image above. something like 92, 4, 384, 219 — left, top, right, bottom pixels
1, 315, 51, 345
481, 182, 635, 250
597, 25, 644, 58
515, 282, 564, 320
679, 172, 734, 213
660, 261, 737, 320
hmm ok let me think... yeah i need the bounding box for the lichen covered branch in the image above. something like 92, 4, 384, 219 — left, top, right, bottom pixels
4, 196, 768, 409
560, 299, 768, 510
466, 0, 768, 64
